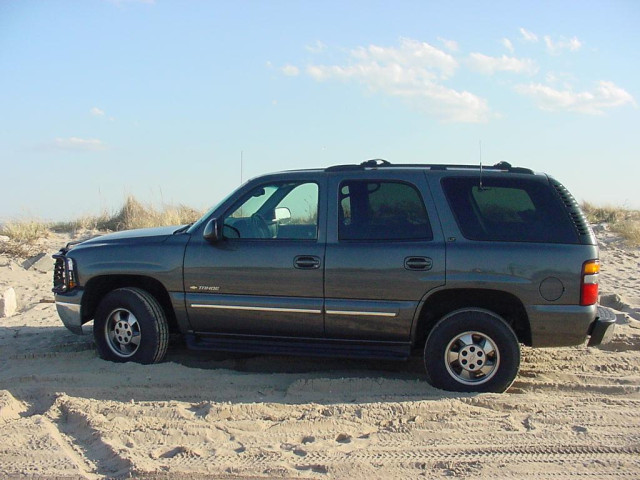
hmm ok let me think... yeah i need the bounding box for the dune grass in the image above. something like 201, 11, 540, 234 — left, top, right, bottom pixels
51, 196, 203, 233
1, 196, 204, 257
2, 197, 638, 258
582, 202, 640, 247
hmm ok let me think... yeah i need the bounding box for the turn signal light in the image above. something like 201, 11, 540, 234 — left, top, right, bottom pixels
580, 260, 599, 306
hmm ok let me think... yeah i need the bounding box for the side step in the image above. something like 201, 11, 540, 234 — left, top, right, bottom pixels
185, 333, 411, 361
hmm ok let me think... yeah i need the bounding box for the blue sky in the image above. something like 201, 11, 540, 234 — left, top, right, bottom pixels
1, 0, 638, 222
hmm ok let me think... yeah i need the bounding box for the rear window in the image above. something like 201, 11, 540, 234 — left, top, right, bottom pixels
339, 180, 433, 241
442, 177, 579, 244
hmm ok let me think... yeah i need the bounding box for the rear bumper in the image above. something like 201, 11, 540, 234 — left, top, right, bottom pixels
527, 304, 597, 347
587, 306, 616, 346
54, 289, 84, 335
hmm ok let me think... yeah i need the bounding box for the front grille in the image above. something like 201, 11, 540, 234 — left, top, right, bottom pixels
550, 178, 596, 245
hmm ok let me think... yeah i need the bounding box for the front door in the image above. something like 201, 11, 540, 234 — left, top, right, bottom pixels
184, 179, 326, 337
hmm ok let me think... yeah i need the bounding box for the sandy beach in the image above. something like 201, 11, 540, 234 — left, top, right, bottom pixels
1, 225, 638, 479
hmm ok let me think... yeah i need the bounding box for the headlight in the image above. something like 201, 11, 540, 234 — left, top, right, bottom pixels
52, 254, 78, 293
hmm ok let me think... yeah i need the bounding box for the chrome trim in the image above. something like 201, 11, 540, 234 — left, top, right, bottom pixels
55, 301, 81, 311
55, 301, 83, 335
190, 304, 322, 314
326, 310, 397, 318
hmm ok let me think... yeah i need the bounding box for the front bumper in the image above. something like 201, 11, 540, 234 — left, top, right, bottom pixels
54, 289, 84, 335
588, 305, 616, 346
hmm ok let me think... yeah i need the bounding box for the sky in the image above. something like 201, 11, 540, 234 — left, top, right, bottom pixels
0, 0, 639, 222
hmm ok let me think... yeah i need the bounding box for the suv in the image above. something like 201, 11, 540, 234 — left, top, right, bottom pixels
53, 160, 615, 392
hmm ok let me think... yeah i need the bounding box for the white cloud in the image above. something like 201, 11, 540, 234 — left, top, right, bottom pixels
438, 37, 459, 53
519, 27, 538, 43
90, 107, 105, 117
281, 64, 300, 76
305, 40, 327, 54
515, 81, 636, 114
502, 38, 514, 53
53, 137, 106, 151
305, 39, 489, 123
350, 38, 459, 79
544, 35, 582, 55
468, 53, 538, 75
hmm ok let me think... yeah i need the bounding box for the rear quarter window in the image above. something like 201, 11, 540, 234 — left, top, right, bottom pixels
442, 176, 579, 244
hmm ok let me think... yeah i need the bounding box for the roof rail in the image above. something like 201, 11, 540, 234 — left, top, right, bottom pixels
325, 160, 533, 174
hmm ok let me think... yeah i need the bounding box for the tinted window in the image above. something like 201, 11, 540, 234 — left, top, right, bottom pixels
339, 181, 433, 241
224, 182, 318, 240
442, 177, 579, 243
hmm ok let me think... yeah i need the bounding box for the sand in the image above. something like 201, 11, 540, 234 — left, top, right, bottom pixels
0, 226, 638, 479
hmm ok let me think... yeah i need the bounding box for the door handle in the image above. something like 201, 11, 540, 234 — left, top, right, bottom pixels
404, 256, 433, 271
294, 255, 321, 269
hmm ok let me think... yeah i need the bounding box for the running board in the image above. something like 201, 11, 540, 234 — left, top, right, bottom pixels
185, 333, 411, 361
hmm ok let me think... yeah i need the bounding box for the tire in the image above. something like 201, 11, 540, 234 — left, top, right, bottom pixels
93, 287, 169, 364
424, 308, 520, 393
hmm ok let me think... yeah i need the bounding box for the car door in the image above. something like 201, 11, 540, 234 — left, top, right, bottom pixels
183, 177, 326, 337
324, 171, 446, 342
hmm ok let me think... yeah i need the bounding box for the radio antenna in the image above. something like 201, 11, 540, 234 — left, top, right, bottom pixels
479, 140, 483, 190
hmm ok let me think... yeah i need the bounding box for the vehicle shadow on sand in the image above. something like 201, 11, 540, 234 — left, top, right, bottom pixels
0, 326, 467, 415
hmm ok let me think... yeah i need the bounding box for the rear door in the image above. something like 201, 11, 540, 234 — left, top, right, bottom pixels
324, 171, 446, 341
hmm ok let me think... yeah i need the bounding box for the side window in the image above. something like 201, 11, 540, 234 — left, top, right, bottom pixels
339, 180, 433, 241
442, 177, 579, 243
471, 186, 536, 224
224, 182, 318, 240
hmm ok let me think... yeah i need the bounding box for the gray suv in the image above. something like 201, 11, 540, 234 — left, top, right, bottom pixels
53, 160, 615, 392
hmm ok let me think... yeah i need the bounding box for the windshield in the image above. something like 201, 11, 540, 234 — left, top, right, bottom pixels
186, 186, 241, 234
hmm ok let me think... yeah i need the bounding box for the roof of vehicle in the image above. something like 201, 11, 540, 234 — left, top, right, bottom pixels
280, 159, 536, 176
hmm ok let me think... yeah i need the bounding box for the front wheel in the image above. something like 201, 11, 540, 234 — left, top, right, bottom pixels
94, 287, 169, 364
424, 309, 520, 393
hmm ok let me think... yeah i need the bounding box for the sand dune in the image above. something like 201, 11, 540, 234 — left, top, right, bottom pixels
1, 227, 638, 479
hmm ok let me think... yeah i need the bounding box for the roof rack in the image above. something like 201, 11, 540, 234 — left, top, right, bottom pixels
325, 159, 533, 174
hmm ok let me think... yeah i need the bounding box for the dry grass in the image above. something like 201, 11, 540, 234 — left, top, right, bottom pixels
98, 196, 201, 231
52, 196, 202, 233
0, 221, 51, 257
1, 196, 204, 258
0, 220, 50, 243
3, 197, 638, 259
582, 202, 640, 247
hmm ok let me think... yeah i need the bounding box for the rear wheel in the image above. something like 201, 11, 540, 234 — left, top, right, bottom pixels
94, 287, 169, 364
424, 309, 520, 393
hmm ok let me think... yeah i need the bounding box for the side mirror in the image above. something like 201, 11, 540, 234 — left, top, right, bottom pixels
275, 207, 291, 223
203, 218, 221, 243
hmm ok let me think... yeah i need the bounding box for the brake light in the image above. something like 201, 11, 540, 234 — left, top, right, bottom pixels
580, 260, 599, 306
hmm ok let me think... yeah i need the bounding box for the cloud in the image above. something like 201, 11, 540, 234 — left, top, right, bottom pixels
438, 37, 459, 53
90, 107, 105, 117
515, 81, 636, 114
281, 65, 300, 76
305, 41, 327, 54
519, 27, 538, 43
304, 39, 489, 123
502, 38, 514, 53
468, 53, 538, 75
544, 35, 582, 55
53, 137, 106, 151
349, 38, 459, 79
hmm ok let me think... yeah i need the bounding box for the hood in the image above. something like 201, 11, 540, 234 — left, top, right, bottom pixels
73, 225, 184, 248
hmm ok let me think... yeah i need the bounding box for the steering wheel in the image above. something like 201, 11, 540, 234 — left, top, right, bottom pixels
251, 213, 271, 238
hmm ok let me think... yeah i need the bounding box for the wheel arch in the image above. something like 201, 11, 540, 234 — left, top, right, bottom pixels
413, 288, 531, 349
81, 275, 178, 332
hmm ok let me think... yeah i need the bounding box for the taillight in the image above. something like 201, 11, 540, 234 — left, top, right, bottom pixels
580, 260, 599, 306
